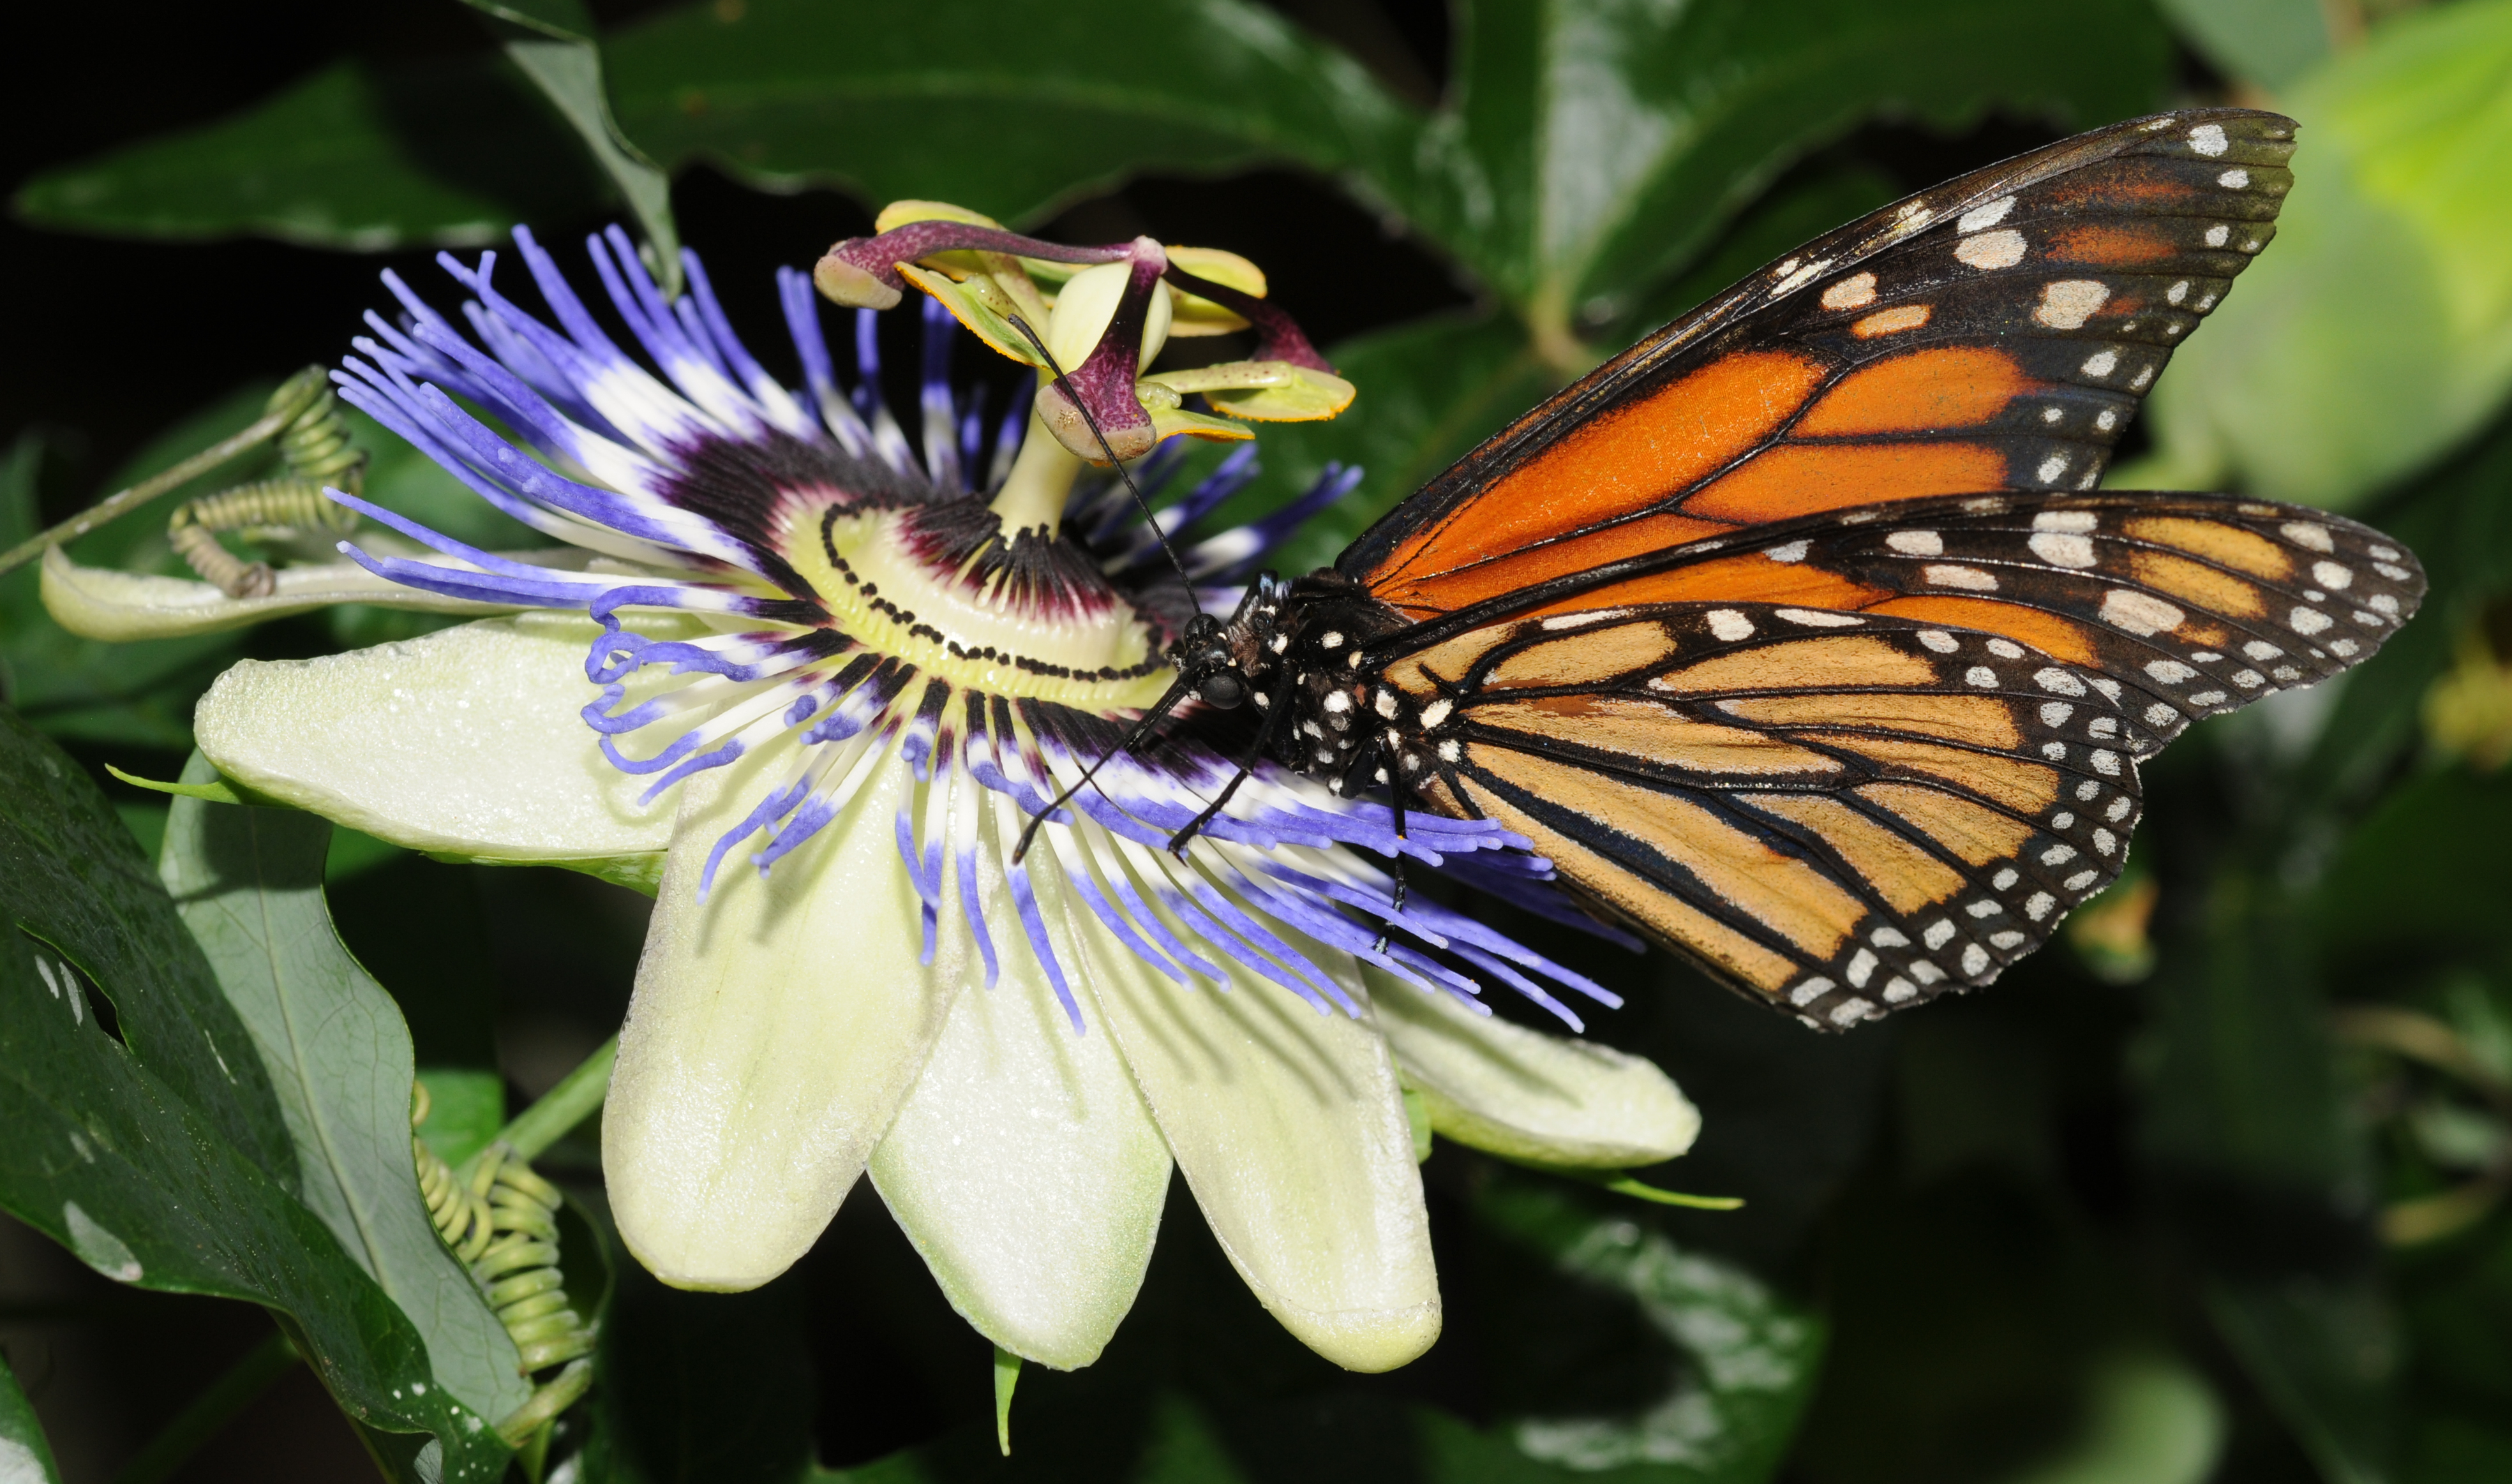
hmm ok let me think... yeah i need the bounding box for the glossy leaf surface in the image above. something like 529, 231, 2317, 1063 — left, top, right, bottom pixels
159, 759, 532, 1423
0, 706, 511, 1481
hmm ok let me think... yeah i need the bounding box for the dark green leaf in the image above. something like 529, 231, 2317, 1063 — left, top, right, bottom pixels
2208, 1279, 2398, 1484
458, 0, 684, 293
414, 1069, 507, 1167
11, 56, 613, 251
2143, 867, 2349, 1193
2313, 767, 2512, 965
1367, 0, 2172, 321
1472, 1175, 1827, 1481
604, 0, 1412, 226
0, 1347, 64, 1484
0, 705, 511, 1481
2297, 406, 2512, 812
160, 757, 532, 1423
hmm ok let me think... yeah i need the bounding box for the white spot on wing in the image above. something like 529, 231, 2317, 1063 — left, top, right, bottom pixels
1959, 197, 2017, 232
2031, 532, 2097, 567
1822, 272, 1879, 311
2081, 350, 2120, 378
1707, 609, 1754, 641
1770, 258, 1832, 297
2218, 167, 2251, 188
1919, 630, 1959, 653
2035, 280, 2110, 330
1766, 540, 1811, 563
2190, 123, 2229, 156
1925, 565, 2000, 591
2102, 590, 2185, 635
2205, 225, 2231, 248
1775, 608, 1864, 627
1887, 530, 1943, 556
2036, 454, 2070, 483
1955, 230, 2027, 270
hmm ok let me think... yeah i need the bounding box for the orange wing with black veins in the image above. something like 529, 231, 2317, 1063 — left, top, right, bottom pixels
1339, 109, 2298, 626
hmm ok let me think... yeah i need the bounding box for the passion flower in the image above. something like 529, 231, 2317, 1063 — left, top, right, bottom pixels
186, 216, 1700, 1375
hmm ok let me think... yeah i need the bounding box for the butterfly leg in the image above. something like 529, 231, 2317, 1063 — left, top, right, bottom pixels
1164, 668, 1297, 856
1373, 787, 1410, 956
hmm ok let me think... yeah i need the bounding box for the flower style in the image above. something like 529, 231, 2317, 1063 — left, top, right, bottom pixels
179, 213, 1701, 1374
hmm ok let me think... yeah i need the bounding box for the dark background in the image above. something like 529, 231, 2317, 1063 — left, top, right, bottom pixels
3, 4, 2495, 1483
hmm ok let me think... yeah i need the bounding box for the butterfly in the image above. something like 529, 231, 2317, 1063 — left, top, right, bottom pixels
1135, 107, 2425, 1029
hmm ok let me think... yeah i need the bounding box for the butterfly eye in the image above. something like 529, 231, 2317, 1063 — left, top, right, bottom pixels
1196, 671, 1249, 709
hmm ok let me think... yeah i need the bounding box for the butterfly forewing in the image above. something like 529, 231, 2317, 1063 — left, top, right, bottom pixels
1342, 110, 2298, 624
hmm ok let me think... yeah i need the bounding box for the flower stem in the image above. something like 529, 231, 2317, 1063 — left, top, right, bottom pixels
986, 404, 1084, 536
0, 369, 326, 578
110, 1329, 297, 1484
488, 1036, 619, 1166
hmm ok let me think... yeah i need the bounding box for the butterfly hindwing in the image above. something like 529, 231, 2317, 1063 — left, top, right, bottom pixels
1368, 489, 2423, 1024
1343, 109, 2298, 623
1392, 604, 2146, 1026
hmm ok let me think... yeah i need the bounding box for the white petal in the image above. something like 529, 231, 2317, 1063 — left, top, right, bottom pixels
870, 824, 1170, 1370
606, 757, 961, 1290
41, 545, 530, 641
1079, 875, 1437, 1372
1368, 970, 1698, 1168
195, 613, 675, 860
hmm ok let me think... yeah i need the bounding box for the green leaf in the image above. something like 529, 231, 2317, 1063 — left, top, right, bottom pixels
1365, 0, 2172, 329
11, 56, 613, 251
0, 1347, 64, 1484
0, 705, 511, 1480
2313, 766, 2512, 964
2142, 866, 2351, 1192
602, 0, 1411, 224
2139, 0, 2512, 510
458, 0, 684, 294
1470, 1174, 1826, 1480
2292, 405, 2512, 811
415, 1068, 508, 1167
158, 751, 532, 1425
2153, 0, 2333, 91
2207, 1279, 2398, 1484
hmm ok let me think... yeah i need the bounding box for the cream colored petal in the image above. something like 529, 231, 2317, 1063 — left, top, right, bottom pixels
1368, 968, 1699, 1169
870, 810, 1170, 1370
606, 756, 960, 1291
41, 545, 545, 641
1078, 855, 1437, 1372
194, 612, 676, 859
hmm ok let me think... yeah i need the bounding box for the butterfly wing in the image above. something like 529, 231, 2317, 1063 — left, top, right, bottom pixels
1380, 489, 2423, 1024
1342, 108, 2297, 623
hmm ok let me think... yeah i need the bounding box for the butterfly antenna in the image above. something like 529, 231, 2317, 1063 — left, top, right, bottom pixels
1005, 314, 1201, 611
1012, 675, 1194, 864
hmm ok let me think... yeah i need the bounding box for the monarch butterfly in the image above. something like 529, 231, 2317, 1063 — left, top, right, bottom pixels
1121, 107, 2424, 1030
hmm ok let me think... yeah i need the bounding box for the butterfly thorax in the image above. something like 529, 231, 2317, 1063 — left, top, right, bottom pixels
1190, 569, 1431, 798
